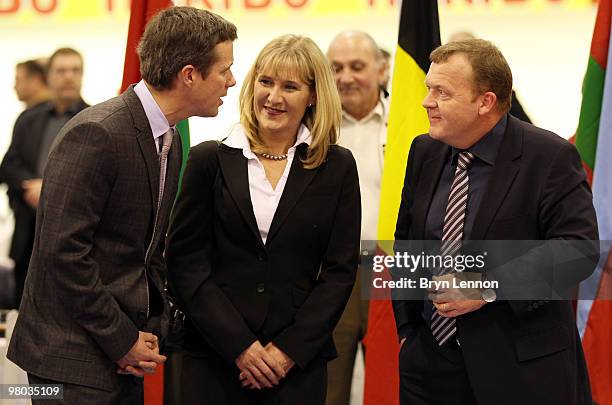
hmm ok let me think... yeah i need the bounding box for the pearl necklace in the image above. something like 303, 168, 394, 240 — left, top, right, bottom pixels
259, 152, 288, 161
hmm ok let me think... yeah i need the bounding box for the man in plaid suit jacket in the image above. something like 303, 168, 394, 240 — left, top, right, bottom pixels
8, 7, 237, 404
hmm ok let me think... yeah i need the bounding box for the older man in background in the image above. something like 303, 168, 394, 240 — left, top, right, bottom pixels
326, 30, 388, 405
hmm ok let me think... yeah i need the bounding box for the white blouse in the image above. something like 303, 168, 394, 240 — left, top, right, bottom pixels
222, 123, 312, 244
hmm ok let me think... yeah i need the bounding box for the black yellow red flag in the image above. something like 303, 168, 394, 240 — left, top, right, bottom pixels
363, 2, 440, 403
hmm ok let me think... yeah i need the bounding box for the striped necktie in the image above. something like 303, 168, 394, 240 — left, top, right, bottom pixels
431, 151, 475, 345
157, 128, 174, 212
144, 128, 174, 265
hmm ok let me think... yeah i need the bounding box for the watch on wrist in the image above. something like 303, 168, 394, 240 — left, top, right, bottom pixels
481, 288, 497, 303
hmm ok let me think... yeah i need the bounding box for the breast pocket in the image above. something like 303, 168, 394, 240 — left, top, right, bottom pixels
514, 323, 570, 362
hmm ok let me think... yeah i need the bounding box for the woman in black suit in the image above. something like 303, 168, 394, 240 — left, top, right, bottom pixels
166, 34, 361, 404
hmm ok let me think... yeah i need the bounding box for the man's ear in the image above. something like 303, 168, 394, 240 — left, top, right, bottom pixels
478, 91, 498, 115
179, 65, 197, 87
376, 59, 386, 84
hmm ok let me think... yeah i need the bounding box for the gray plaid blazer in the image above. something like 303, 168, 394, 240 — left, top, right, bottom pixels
7, 86, 182, 392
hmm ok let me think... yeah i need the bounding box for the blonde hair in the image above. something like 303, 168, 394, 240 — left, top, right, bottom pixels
239, 35, 341, 169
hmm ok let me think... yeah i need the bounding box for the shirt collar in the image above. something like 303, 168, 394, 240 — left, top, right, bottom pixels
452, 115, 507, 166
134, 80, 171, 141
223, 123, 312, 160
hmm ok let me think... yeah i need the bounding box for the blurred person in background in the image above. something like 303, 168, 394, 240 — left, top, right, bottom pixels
167, 34, 361, 405
14, 59, 50, 109
326, 30, 388, 405
0, 48, 87, 309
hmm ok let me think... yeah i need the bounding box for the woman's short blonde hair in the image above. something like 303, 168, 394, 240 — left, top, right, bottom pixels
239, 34, 342, 169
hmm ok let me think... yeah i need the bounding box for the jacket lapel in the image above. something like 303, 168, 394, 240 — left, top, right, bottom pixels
267, 144, 318, 245
124, 87, 160, 214
218, 146, 265, 248
413, 144, 450, 239
136, 132, 160, 210
470, 116, 522, 240
161, 131, 182, 208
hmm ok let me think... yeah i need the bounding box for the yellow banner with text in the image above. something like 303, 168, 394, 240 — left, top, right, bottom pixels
0, 0, 598, 22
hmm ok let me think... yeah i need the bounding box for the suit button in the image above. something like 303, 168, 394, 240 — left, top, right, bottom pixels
256, 283, 265, 293
257, 254, 266, 261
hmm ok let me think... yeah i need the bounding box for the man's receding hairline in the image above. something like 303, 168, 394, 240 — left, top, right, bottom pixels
329, 31, 381, 61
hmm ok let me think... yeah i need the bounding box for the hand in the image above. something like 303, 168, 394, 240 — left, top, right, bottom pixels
22, 179, 42, 208
117, 339, 160, 376
235, 341, 285, 389
428, 273, 486, 318
432, 299, 486, 318
240, 343, 294, 389
116, 332, 166, 377
264, 343, 294, 375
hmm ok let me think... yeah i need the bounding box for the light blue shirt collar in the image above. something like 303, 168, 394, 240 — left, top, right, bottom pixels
134, 80, 171, 144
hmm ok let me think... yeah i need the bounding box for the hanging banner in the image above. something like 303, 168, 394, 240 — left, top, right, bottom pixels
0, 0, 598, 22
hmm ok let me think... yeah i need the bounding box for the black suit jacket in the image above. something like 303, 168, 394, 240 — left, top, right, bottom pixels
0, 100, 88, 264
166, 140, 361, 369
393, 115, 598, 405
7, 87, 182, 392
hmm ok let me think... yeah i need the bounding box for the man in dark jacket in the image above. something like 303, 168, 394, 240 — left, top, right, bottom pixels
7, 7, 237, 404
394, 39, 598, 405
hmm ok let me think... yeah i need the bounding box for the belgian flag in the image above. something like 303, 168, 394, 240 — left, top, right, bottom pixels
363, 1, 440, 404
